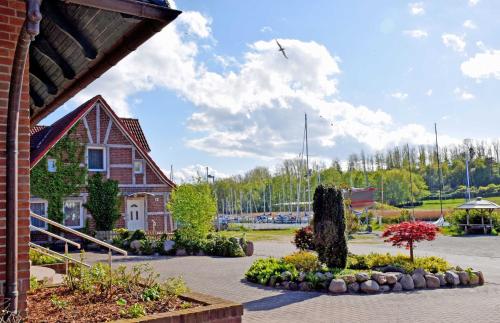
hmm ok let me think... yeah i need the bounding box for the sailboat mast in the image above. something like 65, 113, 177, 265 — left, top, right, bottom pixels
305, 113, 311, 213
434, 123, 444, 217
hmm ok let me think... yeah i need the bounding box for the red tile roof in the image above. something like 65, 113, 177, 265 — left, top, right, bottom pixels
120, 118, 151, 152
30, 95, 174, 188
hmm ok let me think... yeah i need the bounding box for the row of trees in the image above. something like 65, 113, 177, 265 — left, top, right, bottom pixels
212, 140, 500, 212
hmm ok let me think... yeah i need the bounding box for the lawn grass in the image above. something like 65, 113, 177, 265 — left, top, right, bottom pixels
219, 228, 296, 241
415, 196, 500, 210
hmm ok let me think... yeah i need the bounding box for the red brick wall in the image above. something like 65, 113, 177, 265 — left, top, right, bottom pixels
109, 147, 132, 164
0, 0, 30, 313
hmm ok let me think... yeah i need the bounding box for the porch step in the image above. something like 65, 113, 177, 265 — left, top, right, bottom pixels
30, 265, 56, 284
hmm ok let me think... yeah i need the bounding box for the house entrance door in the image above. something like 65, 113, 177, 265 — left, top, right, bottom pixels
127, 198, 145, 231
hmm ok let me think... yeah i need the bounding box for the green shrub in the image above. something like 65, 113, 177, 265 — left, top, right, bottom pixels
140, 238, 155, 255
346, 252, 451, 273
312, 185, 348, 268
245, 258, 298, 285
346, 254, 369, 270
30, 249, 60, 265
283, 251, 320, 272
293, 226, 314, 250
130, 229, 146, 242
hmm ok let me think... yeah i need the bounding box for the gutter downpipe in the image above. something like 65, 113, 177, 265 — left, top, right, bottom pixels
6, 0, 41, 313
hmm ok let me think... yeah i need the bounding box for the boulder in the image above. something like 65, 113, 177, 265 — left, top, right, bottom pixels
244, 241, 254, 256
175, 248, 187, 256
391, 282, 403, 292
281, 281, 290, 289
385, 272, 403, 281
360, 280, 380, 294
288, 282, 298, 291
469, 274, 480, 286
347, 282, 360, 293
324, 272, 334, 280
341, 275, 356, 284
435, 273, 447, 286
457, 271, 470, 285
315, 272, 327, 281
268, 275, 278, 287
130, 240, 142, 252
413, 268, 427, 276
355, 273, 370, 283
328, 279, 347, 294
299, 282, 313, 291
380, 285, 390, 293
297, 272, 307, 282
425, 274, 440, 289
281, 271, 293, 281
385, 274, 398, 285
412, 273, 426, 289
371, 272, 387, 285
445, 271, 460, 286
163, 240, 175, 252
400, 274, 415, 290
474, 271, 485, 285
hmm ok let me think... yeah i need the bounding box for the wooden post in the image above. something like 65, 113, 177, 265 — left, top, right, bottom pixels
465, 209, 470, 234
481, 215, 485, 234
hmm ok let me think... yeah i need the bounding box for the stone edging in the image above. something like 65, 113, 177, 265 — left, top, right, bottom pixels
265, 269, 485, 294
112, 292, 243, 323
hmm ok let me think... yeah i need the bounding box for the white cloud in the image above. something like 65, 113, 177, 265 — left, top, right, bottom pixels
70, 9, 458, 163
463, 20, 477, 29
403, 29, 428, 39
468, 0, 480, 6
426, 89, 433, 96
409, 2, 425, 15
454, 87, 475, 100
391, 92, 408, 100
461, 50, 500, 79
260, 26, 272, 33
442, 33, 466, 52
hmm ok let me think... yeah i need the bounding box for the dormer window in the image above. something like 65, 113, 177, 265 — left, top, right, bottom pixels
47, 158, 57, 172
87, 146, 106, 171
134, 160, 144, 174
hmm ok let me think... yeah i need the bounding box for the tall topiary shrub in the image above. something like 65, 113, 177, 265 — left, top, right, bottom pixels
84, 173, 121, 231
312, 185, 348, 268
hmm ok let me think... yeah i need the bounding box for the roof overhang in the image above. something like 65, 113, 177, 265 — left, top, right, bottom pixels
29, 0, 181, 125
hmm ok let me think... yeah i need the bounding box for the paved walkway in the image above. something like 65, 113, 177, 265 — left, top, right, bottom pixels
83, 234, 500, 323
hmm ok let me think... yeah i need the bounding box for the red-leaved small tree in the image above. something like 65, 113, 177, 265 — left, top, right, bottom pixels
382, 221, 439, 262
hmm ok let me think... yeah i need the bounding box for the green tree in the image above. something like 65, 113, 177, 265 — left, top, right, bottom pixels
312, 185, 348, 268
168, 183, 216, 239
84, 173, 121, 231
31, 131, 87, 228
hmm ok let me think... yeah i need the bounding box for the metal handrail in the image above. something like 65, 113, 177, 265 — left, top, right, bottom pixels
30, 225, 81, 248
29, 243, 91, 268
30, 212, 127, 255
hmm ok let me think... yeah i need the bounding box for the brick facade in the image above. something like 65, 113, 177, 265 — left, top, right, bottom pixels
0, 0, 31, 313
30, 99, 174, 236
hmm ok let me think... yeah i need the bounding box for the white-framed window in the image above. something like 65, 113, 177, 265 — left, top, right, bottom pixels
133, 160, 144, 174
63, 199, 83, 228
86, 146, 106, 171
30, 199, 48, 230
47, 158, 57, 173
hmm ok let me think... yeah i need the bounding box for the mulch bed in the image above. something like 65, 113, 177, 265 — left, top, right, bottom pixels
27, 286, 201, 322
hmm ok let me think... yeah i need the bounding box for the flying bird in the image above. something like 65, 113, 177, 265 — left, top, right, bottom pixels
275, 39, 288, 59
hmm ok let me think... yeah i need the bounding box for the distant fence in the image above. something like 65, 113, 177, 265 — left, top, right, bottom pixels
95, 230, 174, 242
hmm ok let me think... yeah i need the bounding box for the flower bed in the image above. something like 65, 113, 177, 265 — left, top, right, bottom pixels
245, 251, 485, 294
27, 263, 196, 322
110, 229, 253, 257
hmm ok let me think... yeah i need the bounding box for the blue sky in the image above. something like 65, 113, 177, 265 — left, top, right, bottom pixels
42, 0, 500, 181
